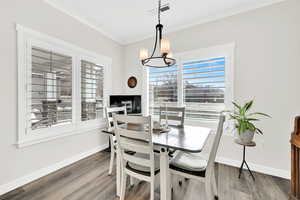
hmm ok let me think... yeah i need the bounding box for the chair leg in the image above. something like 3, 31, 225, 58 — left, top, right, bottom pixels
178, 177, 182, 186
130, 176, 135, 187
108, 149, 115, 175
179, 180, 182, 186
205, 177, 214, 200
154, 174, 160, 190
170, 173, 173, 188
120, 170, 127, 200
170, 174, 174, 200
212, 169, 218, 199
150, 181, 155, 200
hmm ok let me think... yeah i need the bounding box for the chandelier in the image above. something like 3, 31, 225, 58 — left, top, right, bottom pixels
139, 0, 176, 68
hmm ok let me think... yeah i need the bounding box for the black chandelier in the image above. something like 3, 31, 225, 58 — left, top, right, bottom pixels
139, 0, 176, 68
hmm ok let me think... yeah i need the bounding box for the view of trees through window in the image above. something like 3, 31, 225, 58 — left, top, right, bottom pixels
149, 66, 178, 115
149, 57, 225, 121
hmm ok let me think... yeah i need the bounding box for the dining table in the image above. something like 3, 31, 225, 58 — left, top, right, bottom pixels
102, 124, 211, 200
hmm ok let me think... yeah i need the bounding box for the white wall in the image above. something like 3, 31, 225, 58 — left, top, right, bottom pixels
123, 0, 300, 177
0, 0, 124, 191
0, 0, 298, 194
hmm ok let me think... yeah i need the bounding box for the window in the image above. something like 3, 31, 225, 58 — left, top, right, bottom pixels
146, 44, 234, 126
17, 25, 111, 147
31, 47, 73, 130
81, 60, 104, 121
148, 66, 178, 115
183, 57, 225, 120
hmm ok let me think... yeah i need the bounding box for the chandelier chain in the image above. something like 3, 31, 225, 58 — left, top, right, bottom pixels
158, 0, 161, 24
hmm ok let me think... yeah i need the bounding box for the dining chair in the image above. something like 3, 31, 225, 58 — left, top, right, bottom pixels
105, 106, 127, 175
159, 106, 185, 157
159, 106, 185, 127
169, 114, 225, 200
113, 114, 160, 200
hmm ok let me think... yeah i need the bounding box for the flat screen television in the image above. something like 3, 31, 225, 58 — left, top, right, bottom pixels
109, 95, 142, 114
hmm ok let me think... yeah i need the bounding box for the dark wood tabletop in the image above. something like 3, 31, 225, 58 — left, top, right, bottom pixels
102, 124, 211, 153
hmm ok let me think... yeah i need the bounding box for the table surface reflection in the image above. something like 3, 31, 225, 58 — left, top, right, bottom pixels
102, 124, 211, 153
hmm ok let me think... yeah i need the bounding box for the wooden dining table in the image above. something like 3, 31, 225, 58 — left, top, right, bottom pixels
102, 124, 211, 200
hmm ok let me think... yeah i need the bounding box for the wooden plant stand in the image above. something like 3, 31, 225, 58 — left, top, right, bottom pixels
235, 139, 256, 181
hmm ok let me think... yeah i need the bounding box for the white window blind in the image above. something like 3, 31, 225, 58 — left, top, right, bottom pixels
148, 66, 178, 115
81, 60, 104, 121
31, 47, 72, 130
17, 25, 112, 147
183, 57, 226, 120
147, 55, 230, 123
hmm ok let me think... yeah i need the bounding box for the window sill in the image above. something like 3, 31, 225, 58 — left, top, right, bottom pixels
16, 121, 107, 148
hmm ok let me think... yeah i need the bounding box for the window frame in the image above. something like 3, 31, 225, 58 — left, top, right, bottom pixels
17, 24, 112, 148
143, 43, 235, 130
77, 54, 110, 129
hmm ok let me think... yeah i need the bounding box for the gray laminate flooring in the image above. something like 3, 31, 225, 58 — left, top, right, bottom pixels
0, 151, 290, 200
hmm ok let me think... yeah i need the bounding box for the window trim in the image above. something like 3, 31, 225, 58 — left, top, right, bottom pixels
143, 43, 235, 130
17, 24, 112, 148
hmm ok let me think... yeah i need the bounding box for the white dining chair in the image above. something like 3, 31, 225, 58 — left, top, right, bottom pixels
105, 106, 127, 175
159, 106, 185, 158
159, 106, 185, 128
113, 114, 160, 200
169, 114, 225, 200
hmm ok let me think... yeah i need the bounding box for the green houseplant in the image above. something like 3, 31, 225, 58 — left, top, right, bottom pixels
225, 100, 271, 143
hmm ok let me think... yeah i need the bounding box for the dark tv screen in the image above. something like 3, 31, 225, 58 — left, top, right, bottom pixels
109, 95, 141, 114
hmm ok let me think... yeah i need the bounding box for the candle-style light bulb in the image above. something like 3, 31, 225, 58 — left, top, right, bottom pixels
160, 38, 170, 55
139, 48, 149, 61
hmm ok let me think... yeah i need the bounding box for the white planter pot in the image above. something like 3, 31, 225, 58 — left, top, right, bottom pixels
238, 130, 255, 143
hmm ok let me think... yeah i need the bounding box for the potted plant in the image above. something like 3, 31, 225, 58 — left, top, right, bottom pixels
225, 100, 271, 143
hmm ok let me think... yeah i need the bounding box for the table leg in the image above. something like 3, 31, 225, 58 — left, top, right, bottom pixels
116, 150, 121, 196
160, 147, 171, 200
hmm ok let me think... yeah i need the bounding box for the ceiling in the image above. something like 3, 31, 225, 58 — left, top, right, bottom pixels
45, 0, 284, 45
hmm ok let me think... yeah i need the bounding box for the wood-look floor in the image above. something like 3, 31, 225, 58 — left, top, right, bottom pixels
0, 151, 290, 200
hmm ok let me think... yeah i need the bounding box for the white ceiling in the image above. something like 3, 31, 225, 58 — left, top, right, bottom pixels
45, 0, 284, 45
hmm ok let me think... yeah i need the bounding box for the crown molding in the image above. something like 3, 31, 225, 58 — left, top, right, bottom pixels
44, 0, 286, 46
43, 0, 126, 45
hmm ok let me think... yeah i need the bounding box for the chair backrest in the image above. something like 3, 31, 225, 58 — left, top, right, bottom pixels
105, 106, 127, 128
206, 114, 225, 171
159, 106, 185, 127
113, 114, 156, 176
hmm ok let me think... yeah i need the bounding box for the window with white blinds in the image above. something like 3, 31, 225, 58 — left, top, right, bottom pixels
31, 47, 73, 130
183, 57, 225, 120
17, 25, 111, 146
146, 44, 234, 124
148, 66, 178, 115
81, 60, 104, 121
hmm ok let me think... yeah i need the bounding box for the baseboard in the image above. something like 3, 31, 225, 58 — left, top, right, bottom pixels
215, 156, 290, 180
0, 143, 109, 196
